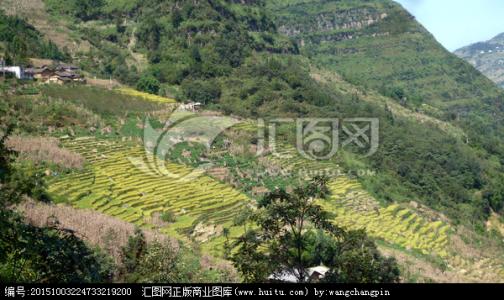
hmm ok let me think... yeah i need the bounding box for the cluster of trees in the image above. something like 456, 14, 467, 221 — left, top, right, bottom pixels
218, 55, 334, 114
118, 229, 233, 283
379, 85, 423, 109
136, 74, 160, 95
0, 11, 68, 65
131, 0, 286, 100
45, 0, 106, 21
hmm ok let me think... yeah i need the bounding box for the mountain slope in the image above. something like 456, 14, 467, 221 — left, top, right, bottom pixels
267, 0, 504, 143
267, 0, 501, 99
0, 0, 90, 56
6, 0, 503, 238
265, 0, 504, 217
455, 33, 504, 88
4, 0, 504, 283
0, 9, 68, 64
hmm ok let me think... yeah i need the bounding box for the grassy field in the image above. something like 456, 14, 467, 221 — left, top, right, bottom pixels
40, 85, 170, 116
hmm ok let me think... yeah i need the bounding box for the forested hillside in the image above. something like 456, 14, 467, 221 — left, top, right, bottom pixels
0, 10, 67, 64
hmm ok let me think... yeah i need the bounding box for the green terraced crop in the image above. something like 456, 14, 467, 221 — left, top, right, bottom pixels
320, 177, 451, 257
266, 143, 340, 179
47, 137, 251, 245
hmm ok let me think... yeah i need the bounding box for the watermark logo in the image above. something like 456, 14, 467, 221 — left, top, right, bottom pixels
130, 111, 379, 180
341, 118, 379, 157
297, 118, 339, 160
259, 117, 379, 161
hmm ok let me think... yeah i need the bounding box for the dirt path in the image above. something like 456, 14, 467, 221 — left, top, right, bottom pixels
126, 26, 148, 71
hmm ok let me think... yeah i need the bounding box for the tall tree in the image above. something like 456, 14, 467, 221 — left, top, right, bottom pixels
230, 176, 400, 283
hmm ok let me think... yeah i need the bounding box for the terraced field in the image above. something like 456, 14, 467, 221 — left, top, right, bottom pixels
320, 177, 450, 257
267, 144, 450, 256
116, 88, 177, 103
45, 135, 504, 280
47, 137, 251, 244
267, 143, 341, 178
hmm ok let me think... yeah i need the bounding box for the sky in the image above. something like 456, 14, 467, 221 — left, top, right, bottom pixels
394, 0, 504, 51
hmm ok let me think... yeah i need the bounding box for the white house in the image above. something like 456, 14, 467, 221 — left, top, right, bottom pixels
0, 66, 31, 79
178, 102, 203, 112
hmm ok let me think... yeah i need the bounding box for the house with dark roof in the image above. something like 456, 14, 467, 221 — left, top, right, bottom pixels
24, 63, 86, 84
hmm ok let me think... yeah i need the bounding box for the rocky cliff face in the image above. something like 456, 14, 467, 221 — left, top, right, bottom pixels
268, 0, 422, 46
277, 8, 387, 37
455, 33, 504, 88
276, 7, 389, 45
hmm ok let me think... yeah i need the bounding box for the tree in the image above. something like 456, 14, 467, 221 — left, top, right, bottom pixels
314, 230, 400, 283
223, 227, 231, 259
118, 234, 233, 283
483, 175, 504, 213
136, 74, 160, 95
0, 127, 45, 205
7, 35, 28, 65
134, 241, 180, 283
137, 18, 162, 50
0, 126, 15, 190
190, 46, 202, 63
74, 0, 105, 21
119, 227, 146, 281
0, 215, 114, 283
229, 176, 400, 283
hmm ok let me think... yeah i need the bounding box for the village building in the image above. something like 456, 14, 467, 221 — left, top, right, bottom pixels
25, 66, 53, 80
24, 63, 86, 84
178, 102, 203, 112
0, 57, 86, 84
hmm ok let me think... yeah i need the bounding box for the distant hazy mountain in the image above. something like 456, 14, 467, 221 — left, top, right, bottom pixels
455, 33, 504, 88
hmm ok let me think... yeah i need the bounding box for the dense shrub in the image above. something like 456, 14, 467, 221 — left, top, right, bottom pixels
136, 75, 161, 95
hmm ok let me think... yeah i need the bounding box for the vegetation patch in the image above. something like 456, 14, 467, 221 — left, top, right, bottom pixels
116, 88, 176, 104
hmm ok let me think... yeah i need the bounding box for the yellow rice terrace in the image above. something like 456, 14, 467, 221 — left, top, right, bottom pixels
47, 137, 251, 246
